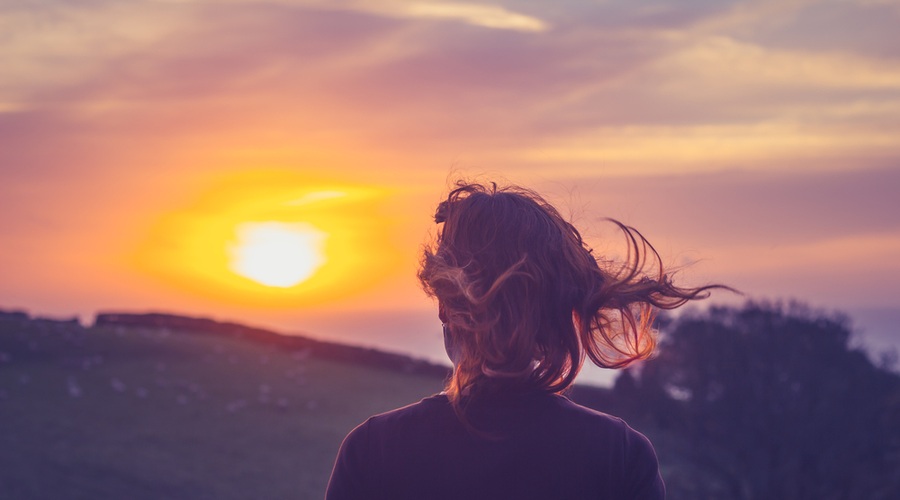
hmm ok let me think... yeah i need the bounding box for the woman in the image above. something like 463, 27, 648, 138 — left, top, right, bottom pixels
326, 181, 722, 499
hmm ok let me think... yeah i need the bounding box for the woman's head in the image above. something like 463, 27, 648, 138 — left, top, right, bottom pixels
419, 181, 721, 402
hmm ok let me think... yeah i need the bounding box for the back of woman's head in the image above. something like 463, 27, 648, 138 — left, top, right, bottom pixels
419, 181, 721, 403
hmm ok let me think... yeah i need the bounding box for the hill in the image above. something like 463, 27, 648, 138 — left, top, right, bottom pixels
9, 304, 892, 499
0, 310, 450, 499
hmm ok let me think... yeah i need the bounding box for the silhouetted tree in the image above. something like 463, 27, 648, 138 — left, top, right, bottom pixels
617, 302, 900, 500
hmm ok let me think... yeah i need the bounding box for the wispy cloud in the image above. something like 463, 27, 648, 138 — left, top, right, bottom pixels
0, 1, 192, 109
516, 122, 900, 175
658, 35, 900, 90
398, 2, 547, 31
153, 0, 548, 31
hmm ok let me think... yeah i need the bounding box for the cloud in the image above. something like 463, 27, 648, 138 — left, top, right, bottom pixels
514, 121, 900, 175
690, 0, 819, 34
550, 165, 900, 248
534, 165, 900, 308
0, 1, 192, 109
701, 231, 900, 308
727, 0, 900, 57
399, 2, 547, 31
153, 0, 548, 31
3, 0, 896, 194
657, 35, 900, 90
3, 0, 898, 179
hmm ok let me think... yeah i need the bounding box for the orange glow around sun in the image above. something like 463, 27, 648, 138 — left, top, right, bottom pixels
131, 170, 404, 308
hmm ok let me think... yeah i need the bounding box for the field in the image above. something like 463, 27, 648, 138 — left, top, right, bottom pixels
5, 305, 897, 500
0, 315, 445, 499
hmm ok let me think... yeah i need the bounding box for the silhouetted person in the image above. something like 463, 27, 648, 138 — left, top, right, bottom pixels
326, 182, 720, 499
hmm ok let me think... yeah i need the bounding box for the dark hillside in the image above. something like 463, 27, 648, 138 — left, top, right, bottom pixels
0, 310, 446, 499
5, 303, 897, 499
94, 312, 450, 378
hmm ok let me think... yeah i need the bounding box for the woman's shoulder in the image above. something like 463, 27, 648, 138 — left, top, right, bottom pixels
372, 392, 451, 418
513, 392, 624, 428
356, 393, 454, 432
549, 395, 663, 493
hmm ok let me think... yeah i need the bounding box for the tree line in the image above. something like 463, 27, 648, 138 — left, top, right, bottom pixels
598, 302, 900, 500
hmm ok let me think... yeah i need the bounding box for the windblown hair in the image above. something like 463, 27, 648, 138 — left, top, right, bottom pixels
418, 181, 722, 408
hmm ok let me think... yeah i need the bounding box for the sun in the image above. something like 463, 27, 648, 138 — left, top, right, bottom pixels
227, 222, 327, 288
133, 173, 405, 305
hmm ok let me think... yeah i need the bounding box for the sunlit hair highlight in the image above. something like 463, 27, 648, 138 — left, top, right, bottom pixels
418, 181, 723, 411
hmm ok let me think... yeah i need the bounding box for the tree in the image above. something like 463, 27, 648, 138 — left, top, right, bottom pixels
618, 302, 900, 500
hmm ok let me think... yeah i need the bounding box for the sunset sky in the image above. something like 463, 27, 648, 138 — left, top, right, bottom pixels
2, 0, 899, 382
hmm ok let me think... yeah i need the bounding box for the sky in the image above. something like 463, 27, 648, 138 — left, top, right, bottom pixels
2, 0, 899, 384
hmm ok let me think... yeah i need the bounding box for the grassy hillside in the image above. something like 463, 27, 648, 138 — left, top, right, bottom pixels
0, 314, 445, 499
7, 306, 893, 499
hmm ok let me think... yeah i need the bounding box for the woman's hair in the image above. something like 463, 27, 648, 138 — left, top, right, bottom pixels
418, 181, 723, 407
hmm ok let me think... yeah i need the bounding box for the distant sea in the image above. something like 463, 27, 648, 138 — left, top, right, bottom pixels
848, 306, 900, 362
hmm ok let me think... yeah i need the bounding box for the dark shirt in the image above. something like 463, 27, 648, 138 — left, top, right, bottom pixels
326, 391, 665, 499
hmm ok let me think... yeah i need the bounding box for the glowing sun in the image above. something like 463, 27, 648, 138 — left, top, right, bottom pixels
228, 222, 327, 288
